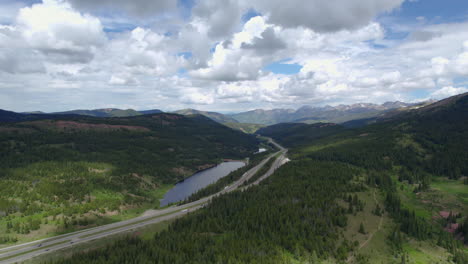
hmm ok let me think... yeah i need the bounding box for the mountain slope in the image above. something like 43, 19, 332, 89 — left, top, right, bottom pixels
0, 113, 257, 243
223, 122, 265, 134
259, 94, 468, 178
0, 109, 82, 123
138, 109, 163, 115
173, 109, 238, 124
230, 108, 295, 124
256, 122, 345, 147
0, 109, 28, 123
53, 108, 142, 117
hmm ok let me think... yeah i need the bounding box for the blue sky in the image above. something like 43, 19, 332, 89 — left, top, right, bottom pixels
390, 0, 468, 23
0, 0, 467, 112
264, 59, 303, 75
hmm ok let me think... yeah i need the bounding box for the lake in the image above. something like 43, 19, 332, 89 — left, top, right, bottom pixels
160, 161, 245, 206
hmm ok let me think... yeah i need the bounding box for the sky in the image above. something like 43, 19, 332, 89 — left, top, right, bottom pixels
0, 0, 467, 112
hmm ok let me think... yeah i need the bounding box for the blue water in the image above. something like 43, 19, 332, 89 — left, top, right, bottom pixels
160, 161, 245, 206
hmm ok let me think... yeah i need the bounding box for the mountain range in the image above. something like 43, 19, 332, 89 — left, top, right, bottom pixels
53, 108, 152, 117
0, 101, 433, 127
173, 109, 239, 124
229, 101, 417, 125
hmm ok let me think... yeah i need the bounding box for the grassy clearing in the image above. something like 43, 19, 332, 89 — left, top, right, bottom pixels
356, 215, 399, 264
392, 173, 468, 223
403, 240, 452, 264
146, 184, 173, 208
343, 189, 382, 245
396, 134, 425, 155
344, 186, 456, 264
224, 123, 264, 134
431, 178, 468, 204
393, 177, 433, 219
0, 179, 174, 248
297, 138, 358, 155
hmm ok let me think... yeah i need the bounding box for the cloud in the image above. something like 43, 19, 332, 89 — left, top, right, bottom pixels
109, 74, 139, 86
188, 16, 297, 82
181, 91, 215, 105
189, 16, 272, 81
117, 27, 183, 76
241, 27, 286, 54
17, 0, 106, 64
248, 0, 403, 32
409, 30, 442, 42
0, 25, 45, 74
0, 49, 45, 74
431, 86, 468, 99
192, 0, 243, 39
66, 0, 177, 17
1, 0, 468, 113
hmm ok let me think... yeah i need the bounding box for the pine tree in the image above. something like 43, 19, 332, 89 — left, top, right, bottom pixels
359, 222, 366, 234
310, 250, 319, 264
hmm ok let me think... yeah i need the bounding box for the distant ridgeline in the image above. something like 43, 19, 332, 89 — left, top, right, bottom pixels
0, 113, 257, 242
260, 92, 468, 180
49, 93, 467, 263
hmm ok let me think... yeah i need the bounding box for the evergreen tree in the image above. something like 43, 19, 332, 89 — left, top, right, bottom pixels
359, 222, 366, 234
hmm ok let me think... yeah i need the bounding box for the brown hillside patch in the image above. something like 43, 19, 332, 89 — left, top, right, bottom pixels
439, 211, 450, 218
0, 126, 36, 133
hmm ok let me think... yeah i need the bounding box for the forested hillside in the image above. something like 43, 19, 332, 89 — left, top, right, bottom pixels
0, 113, 257, 244
256, 122, 345, 147
173, 109, 239, 124
48, 93, 468, 263
52, 108, 142, 117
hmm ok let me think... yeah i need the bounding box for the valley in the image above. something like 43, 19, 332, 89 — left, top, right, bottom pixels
0, 144, 287, 264
0, 113, 258, 247
0, 95, 466, 264
24, 93, 466, 264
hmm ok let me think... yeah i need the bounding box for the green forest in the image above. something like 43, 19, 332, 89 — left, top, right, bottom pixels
0, 113, 257, 243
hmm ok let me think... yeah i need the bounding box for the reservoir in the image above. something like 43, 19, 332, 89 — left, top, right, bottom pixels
160, 161, 245, 206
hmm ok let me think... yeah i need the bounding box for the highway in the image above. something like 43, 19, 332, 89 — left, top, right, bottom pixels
0, 139, 287, 264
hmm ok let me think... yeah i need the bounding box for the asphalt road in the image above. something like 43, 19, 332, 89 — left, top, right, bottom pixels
0, 139, 287, 264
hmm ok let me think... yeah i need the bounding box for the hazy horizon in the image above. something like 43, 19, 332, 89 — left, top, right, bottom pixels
5, 97, 433, 114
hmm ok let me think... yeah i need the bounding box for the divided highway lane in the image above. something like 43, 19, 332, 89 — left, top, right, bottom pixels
0, 139, 287, 264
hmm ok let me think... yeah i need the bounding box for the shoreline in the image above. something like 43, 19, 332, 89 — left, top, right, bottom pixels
175, 159, 246, 184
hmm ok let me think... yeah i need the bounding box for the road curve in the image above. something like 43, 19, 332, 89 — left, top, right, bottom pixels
0, 139, 287, 264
